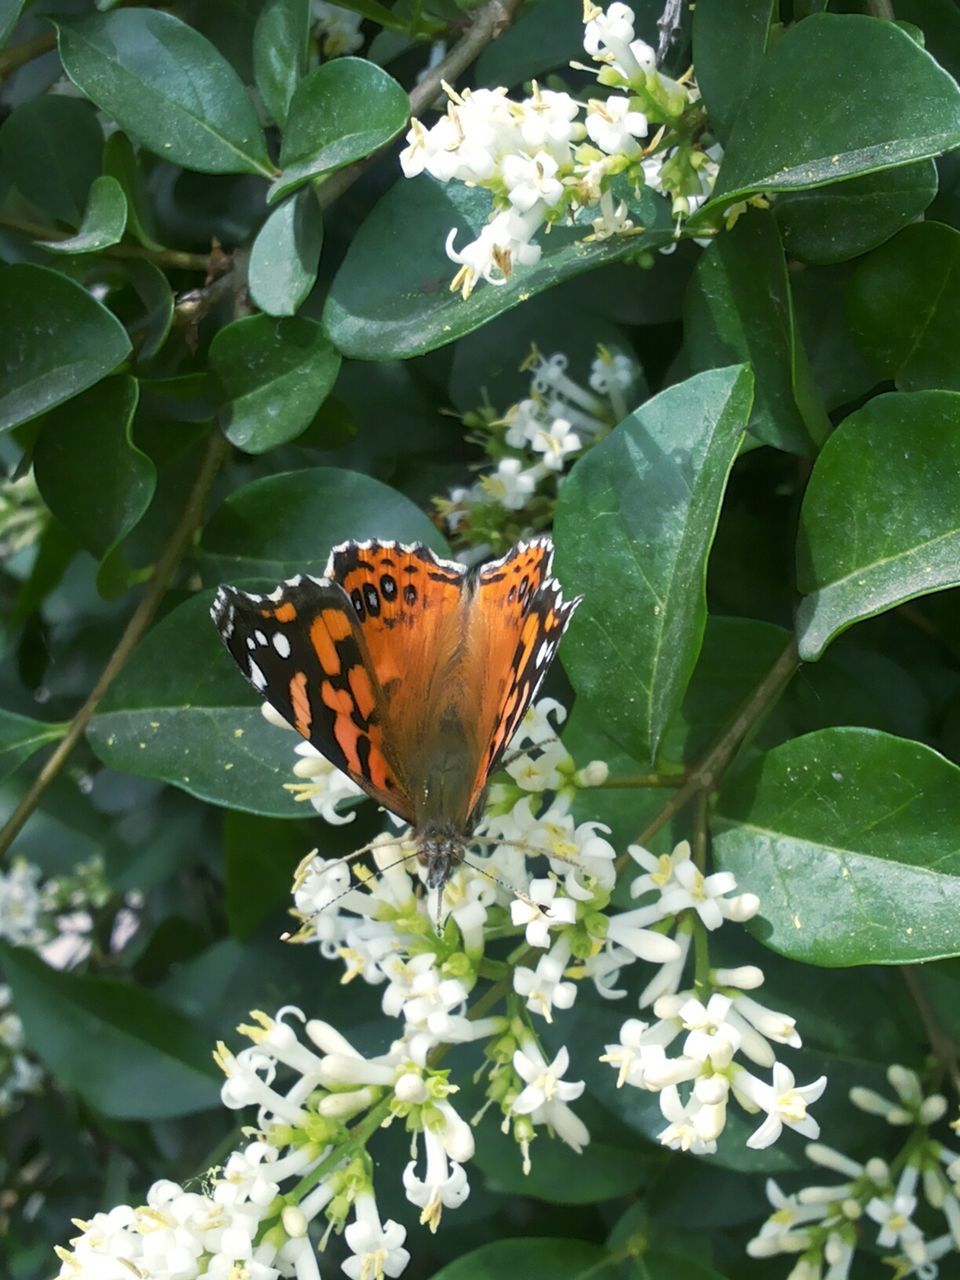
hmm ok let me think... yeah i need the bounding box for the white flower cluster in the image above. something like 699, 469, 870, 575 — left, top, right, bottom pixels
435, 344, 640, 550
400, 2, 704, 298
0, 983, 42, 1116
750, 1065, 960, 1279
0, 854, 138, 1116
599, 839, 826, 1154
312, 2, 364, 58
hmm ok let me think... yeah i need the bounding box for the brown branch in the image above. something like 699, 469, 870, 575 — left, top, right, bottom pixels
902, 967, 960, 1098
0, 430, 231, 862
0, 29, 56, 80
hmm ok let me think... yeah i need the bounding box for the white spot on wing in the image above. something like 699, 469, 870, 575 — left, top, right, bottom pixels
273, 632, 291, 658
254, 630, 267, 646
248, 659, 267, 690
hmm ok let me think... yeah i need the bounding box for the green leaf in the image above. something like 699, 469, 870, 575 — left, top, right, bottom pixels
691, 0, 776, 142
223, 811, 314, 940
87, 592, 307, 816
197, 466, 447, 581
775, 161, 938, 265
125, 259, 175, 363
428, 1239, 609, 1280
0, 263, 132, 433
324, 177, 673, 359
684, 210, 827, 455
847, 221, 960, 390
0, 95, 103, 226
0, 709, 66, 782
0, 0, 25, 45
472, 1125, 649, 1204
475, 0, 588, 89
796, 390, 960, 660
553, 366, 753, 762
270, 58, 409, 201
55, 10, 273, 177
253, 0, 309, 128
209, 315, 341, 453
707, 13, 960, 208
102, 131, 165, 251
248, 192, 324, 317
38, 175, 128, 255
713, 728, 960, 965
32, 376, 156, 593
0, 942, 220, 1118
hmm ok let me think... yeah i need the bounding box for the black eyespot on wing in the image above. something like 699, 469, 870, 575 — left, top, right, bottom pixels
363, 582, 381, 616
404, 584, 417, 605
350, 588, 365, 620
381, 574, 397, 600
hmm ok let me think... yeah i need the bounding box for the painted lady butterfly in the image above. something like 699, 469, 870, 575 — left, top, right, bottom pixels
211, 536, 580, 890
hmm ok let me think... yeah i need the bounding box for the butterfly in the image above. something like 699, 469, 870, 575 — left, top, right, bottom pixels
210, 536, 580, 891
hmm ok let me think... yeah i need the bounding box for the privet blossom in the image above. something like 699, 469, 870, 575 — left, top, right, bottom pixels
54, 694, 829, 1278
749, 1066, 960, 1279
433, 343, 642, 555
400, 2, 719, 298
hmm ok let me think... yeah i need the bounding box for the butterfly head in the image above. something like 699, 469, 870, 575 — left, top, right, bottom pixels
416, 820, 468, 892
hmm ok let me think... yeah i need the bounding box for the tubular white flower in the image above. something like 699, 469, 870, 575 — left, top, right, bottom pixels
513, 938, 577, 1022
288, 742, 365, 824
599, 1014, 682, 1088
403, 1126, 470, 1232
510, 878, 577, 947
505, 739, 573, 792
342, 1192, 410, 1280
313, 2, 364, 57
479, 455, 542, 509
512, 1042, 589, 1151
501, 150, 565, 212
735, 1062, 828, 1150
585, 95, 647, 155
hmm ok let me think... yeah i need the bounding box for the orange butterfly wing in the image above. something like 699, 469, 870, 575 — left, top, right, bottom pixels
459, 537, 580, 819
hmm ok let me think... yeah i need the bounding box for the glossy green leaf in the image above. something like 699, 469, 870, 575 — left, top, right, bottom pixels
125, 259, 175, 363
0, 709, 66, 782
253, 0, 309, 127
102, 131, 164, 251
55, 10, 273, 176
691, 0, 776, 142
223, 811, 318, 940
847, 221, 960, 390
708, 14, 960, 208
796, 391, 960, 660
475, 0, 590, 89
0, 95, 103, 226
713, 729, 960, 965
0, 263, 132, 433
473, 1122, 649, 1204
197, 466, 447, 582
0, 0, 24, 45
429, 1239, 609, 1280
324, 177, 673, 359
0, 942, 220, 1118
87, 592, 305, 816
776, 161, 938, 265
38, 175, 127, 255
248, 192, 323, 317
684, 210, 827, 455
554, 365, 753, 762
33, 377, 156, 593
209, 315, 341, 453
271, 58, 409, 201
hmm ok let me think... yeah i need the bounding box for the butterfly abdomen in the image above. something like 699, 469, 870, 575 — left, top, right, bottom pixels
416, 820, 468, 890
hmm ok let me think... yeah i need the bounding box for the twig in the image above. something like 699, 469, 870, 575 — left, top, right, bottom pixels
0, 430, 231, 862
0, 29, 56, 80
312, 0, 526, 213
597, 771, 687, 789
902, 967, 960, 1098
655, 0, 685, 66
0, 215, 211, 272
630, 636, 800, 851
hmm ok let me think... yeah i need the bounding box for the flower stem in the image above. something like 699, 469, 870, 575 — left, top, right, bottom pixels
0, 428, 231, 863
596, 772, 687, 789
902, 967, 960, 1097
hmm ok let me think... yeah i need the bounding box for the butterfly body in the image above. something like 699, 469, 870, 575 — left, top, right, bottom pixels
211, 536, 579, 890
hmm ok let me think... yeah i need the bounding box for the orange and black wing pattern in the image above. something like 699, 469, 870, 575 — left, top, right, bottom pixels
211, 571, 414, 822
461, 537, 581, 818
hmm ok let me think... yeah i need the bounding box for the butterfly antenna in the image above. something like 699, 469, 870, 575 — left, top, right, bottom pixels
310, 833, 412, 876
496, 735, 560, 771
460, 857, 542, 914
292, 847, 422, 922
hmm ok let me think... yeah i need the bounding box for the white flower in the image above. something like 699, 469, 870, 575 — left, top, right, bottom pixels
0, 859, 45, 946
866, 1191, 928, 1264
505, 738, 572, 792
479, 456, 541, 509
590, 190, 634, 240
510, 878, 577, 947
736, 1062, 828, 1150
600, 1014, 682, 1089
589, 350, 635, 396
313, 1, 364, 57
342, 1192, 410, 1280
403, 1126, 470, 1232
583, 3, 656, 83
288, 741, 366, 823
585, 95, 647, 156
446, 209, 544, 298
512, 1042, 589, 1152
502, 150, 564, 213
513, 940, 577, 1022
509, 697, 568, 749
526, 415, 583, 471
517, 87, 581, 155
